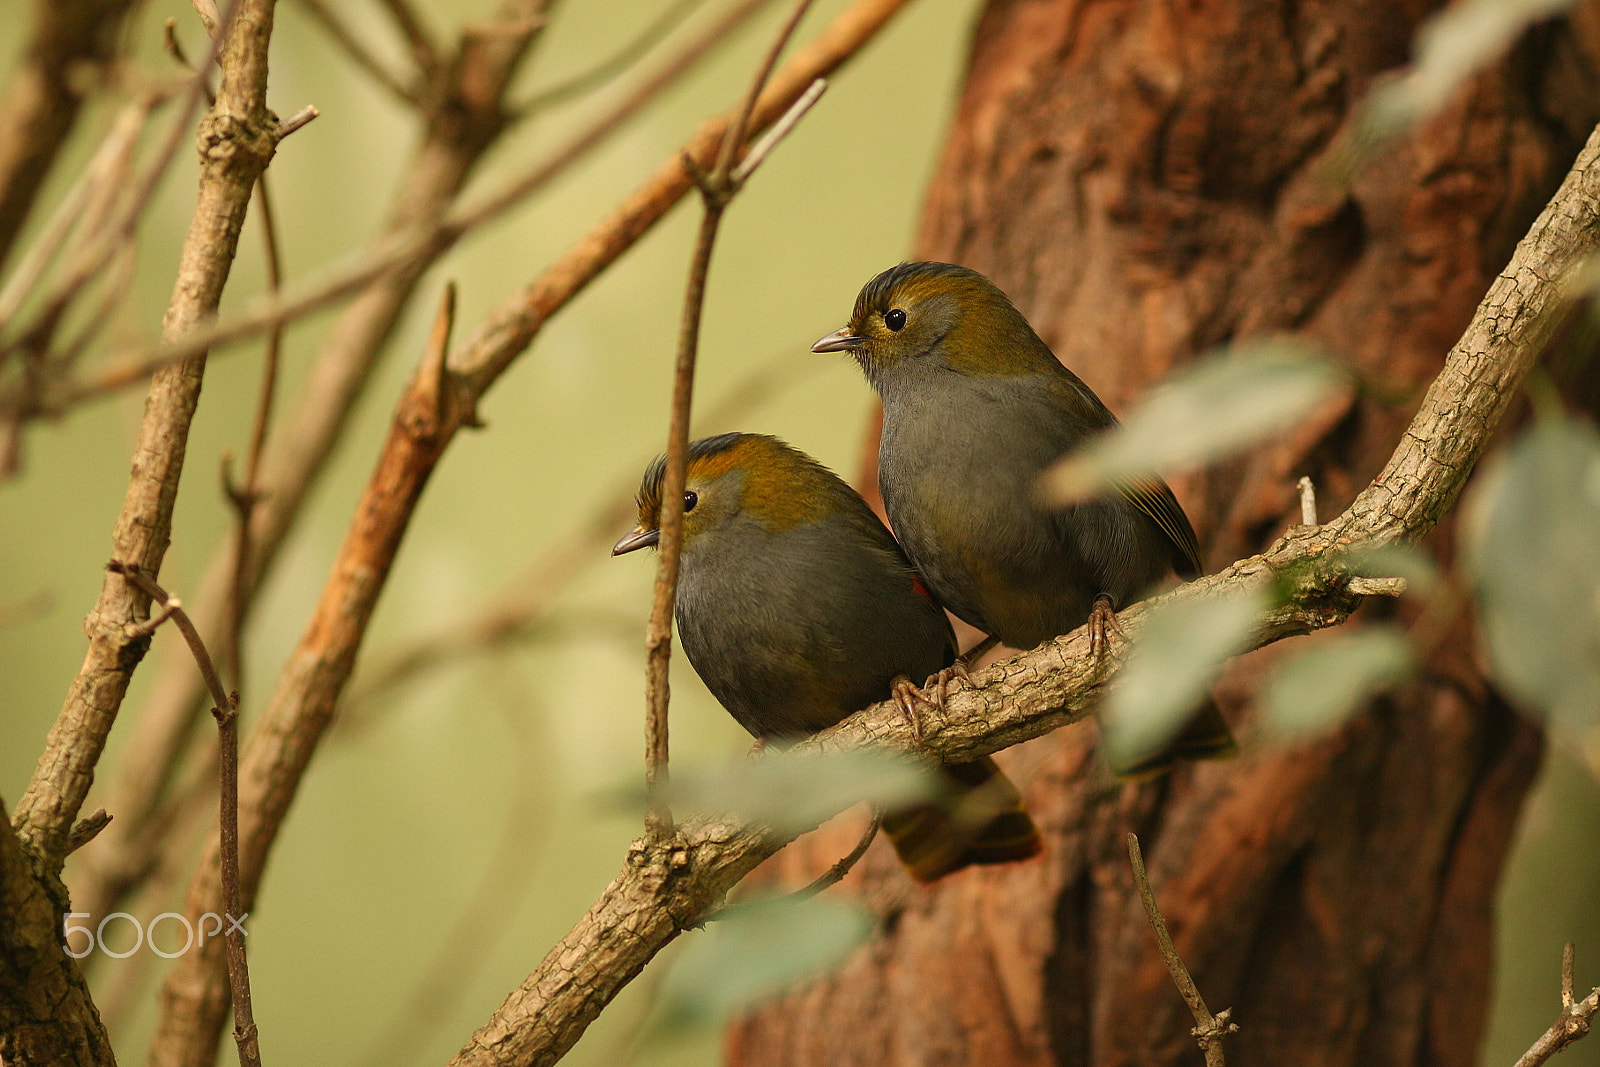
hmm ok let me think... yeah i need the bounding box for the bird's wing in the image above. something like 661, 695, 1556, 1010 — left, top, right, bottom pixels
1117, 475, 1203, 579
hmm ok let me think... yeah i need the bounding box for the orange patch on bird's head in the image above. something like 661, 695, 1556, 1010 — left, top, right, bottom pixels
630, 433, 846, 541
831, 262, 1055, 380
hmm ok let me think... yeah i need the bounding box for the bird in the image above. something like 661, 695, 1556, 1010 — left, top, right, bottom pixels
612, 431, 1041, 881
813, 261, 1235, 775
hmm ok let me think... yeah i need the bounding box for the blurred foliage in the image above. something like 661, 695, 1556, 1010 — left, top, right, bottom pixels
1101, 586, 1270, 770
1463, 412, 1600, 754
652, 895, 875, 1033
1044, 340, 1342, 505
662, 749, 938, 834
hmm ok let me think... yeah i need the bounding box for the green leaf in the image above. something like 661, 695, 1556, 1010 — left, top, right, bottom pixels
1365, 0, 1578, 138
655, 896, 875, 1029
663, 749, 941, 834
1043, 341, 1342, 505
1461, 415, 1600, 731
1102, 587, 1270, 768
1261, 626, 1414, 740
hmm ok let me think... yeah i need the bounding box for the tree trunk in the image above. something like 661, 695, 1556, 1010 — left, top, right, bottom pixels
726, 2, 1600, 1064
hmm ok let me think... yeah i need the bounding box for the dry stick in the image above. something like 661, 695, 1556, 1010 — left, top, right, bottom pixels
50, 0, 778, 408
141, 4, 929, 1061
0, 0, 243, 383
11, 0, 280, 870
378, 0, 440, 73
109, 564, 262, 1067
513, 0, 711, 115
1126, 833, 1236, 1066
1297, 475, 1317, 525
290, 0, 416, 103
72, 0, 778, 944
222, 167, 289, 692
1511, 943, 1600, 1067
642, 0, 822, 837
446, 122, 1600, 1067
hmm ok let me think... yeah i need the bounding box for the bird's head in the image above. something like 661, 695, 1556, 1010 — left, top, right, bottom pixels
611, 432, 845, 556
812, 262, 1056, 386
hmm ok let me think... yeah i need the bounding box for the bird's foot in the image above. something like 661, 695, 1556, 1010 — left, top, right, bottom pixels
746, 736, 769, 760
890, 675, 938, 743
1087, 594, 1126, 660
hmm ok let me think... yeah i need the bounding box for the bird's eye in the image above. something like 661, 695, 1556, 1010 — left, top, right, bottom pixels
884, 308, 907, 332
683, 490, 699, 512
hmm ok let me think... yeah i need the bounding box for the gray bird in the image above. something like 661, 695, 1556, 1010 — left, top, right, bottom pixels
613, 432, 1042, 880
814, 262, 1235, 774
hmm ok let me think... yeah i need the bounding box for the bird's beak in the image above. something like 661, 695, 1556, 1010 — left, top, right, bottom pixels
811, 326, 865, 353
611, 526, 659, 556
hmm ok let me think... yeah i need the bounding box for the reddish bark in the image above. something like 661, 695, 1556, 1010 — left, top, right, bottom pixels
728, 1, 1600, 1064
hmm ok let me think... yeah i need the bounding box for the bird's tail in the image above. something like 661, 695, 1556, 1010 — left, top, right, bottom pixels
1107, 697, 1237, 779
881, 756, 1043, 883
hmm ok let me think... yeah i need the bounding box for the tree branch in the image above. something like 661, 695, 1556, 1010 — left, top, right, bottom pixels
12, 0, 282, 871
144, 4, 919, 1061
444, 120, 1600, 1067
1127, 833, 1236, 1066
0, 795, 115, 1066
643, 0, 820, 835
1511, 944, 1600, 1067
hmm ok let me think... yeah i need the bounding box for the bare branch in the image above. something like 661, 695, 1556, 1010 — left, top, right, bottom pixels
1511, 944, 1600, 1067
141, 2, 934, 1059
643, 0, 820, 836
291, 0, 415, 103
513, 0, 715, 116
1127, 833, 1237, 1066
12, 0, 282, 870
377, 0, 440, 74
107, 563, 262, 1066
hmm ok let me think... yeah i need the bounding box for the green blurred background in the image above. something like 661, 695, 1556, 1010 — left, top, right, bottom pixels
0, 1, 1596, 1064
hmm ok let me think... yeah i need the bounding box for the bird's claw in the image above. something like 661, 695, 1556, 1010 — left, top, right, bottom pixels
891, 675, 939, 743
1088, 593, 1125, 660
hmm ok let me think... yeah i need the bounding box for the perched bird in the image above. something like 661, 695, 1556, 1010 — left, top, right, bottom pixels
814, 262, 1234, 774
613, 432, 1041, 881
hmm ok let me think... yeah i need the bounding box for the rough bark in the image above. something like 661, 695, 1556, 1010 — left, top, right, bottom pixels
727, 2, 1600, 1065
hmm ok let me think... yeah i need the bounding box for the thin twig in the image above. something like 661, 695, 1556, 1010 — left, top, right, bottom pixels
23, 0, 779, 414
1297, 475, 1317, 525
108, 563, 262, 1067
642, 0, 820, 837
377, 0, 439, 73
221, 168, 287, 691
513, 0, 713, 115
1512, 943, 1600, 1067
275, 105, 319, 139
291, 0, 415, 103
1126, 833, 1237, 1067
